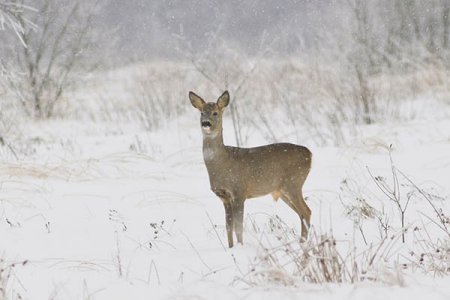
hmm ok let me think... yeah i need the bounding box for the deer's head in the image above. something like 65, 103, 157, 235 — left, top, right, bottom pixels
189, 91, 229, 137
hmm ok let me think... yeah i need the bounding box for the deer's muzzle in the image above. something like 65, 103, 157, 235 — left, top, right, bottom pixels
201, 121, 212, 128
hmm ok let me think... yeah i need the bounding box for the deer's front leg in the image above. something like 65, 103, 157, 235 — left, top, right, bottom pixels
214, 188, 235, 248
222, 200, 234, 248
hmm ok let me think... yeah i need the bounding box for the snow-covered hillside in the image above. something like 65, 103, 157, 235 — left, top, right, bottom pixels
0, 91, 449, 299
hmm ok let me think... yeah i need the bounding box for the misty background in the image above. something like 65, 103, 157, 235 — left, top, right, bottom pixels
100, 0, 337, 60
0, 0, 449, 145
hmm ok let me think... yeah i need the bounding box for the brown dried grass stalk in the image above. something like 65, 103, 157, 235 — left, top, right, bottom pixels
242, 216, 404, 286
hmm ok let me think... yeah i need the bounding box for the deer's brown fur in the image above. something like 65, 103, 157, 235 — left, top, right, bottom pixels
190, 90, 312, 247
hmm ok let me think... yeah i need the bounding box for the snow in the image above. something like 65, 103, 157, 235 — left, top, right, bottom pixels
0, 97, 449, 300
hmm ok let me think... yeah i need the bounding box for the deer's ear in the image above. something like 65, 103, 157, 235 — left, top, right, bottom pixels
217, 91, 230, 109
189, 91, 205, 111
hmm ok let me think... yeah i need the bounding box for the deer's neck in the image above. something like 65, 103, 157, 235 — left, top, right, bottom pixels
202, 130, 226, 162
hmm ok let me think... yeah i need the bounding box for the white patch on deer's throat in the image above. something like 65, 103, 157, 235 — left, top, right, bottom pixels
203, 130, 218, 139
203, 148, 216, 161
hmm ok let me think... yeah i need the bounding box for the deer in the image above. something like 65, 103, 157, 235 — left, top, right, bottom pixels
189, 90, 312, 248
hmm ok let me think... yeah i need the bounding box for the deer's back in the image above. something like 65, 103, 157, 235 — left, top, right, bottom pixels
229, 143, 311, 179
206, 143, 312, 199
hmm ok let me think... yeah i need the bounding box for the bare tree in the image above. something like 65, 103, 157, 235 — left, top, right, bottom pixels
443, 0, 450, 49
0, 1, 36, 46
1, 0, 107, 119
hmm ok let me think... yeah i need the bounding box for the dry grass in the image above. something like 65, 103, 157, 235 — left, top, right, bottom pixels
1, 54, 449, 151
0, 258, 11, 300
411, 230, 450, 276
0, 258, 27, 300
0, 152, 162, 181
239, 216, 405, 287
45, 57, 450, 147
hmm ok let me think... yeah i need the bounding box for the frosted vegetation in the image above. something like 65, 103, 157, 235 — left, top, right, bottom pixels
0, 0, 449, 299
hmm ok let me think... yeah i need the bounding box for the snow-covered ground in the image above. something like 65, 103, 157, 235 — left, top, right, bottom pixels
0, 89, 449, 300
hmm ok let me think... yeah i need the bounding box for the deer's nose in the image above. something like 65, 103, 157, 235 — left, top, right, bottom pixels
201, 121, 212, 128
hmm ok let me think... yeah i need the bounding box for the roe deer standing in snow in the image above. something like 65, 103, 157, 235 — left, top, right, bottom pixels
189, 91, 312, 248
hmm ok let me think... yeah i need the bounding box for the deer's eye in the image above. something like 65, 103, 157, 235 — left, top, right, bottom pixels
213, 112, 218, 116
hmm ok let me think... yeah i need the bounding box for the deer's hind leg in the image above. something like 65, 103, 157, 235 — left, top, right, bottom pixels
280, 187, 311, 240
